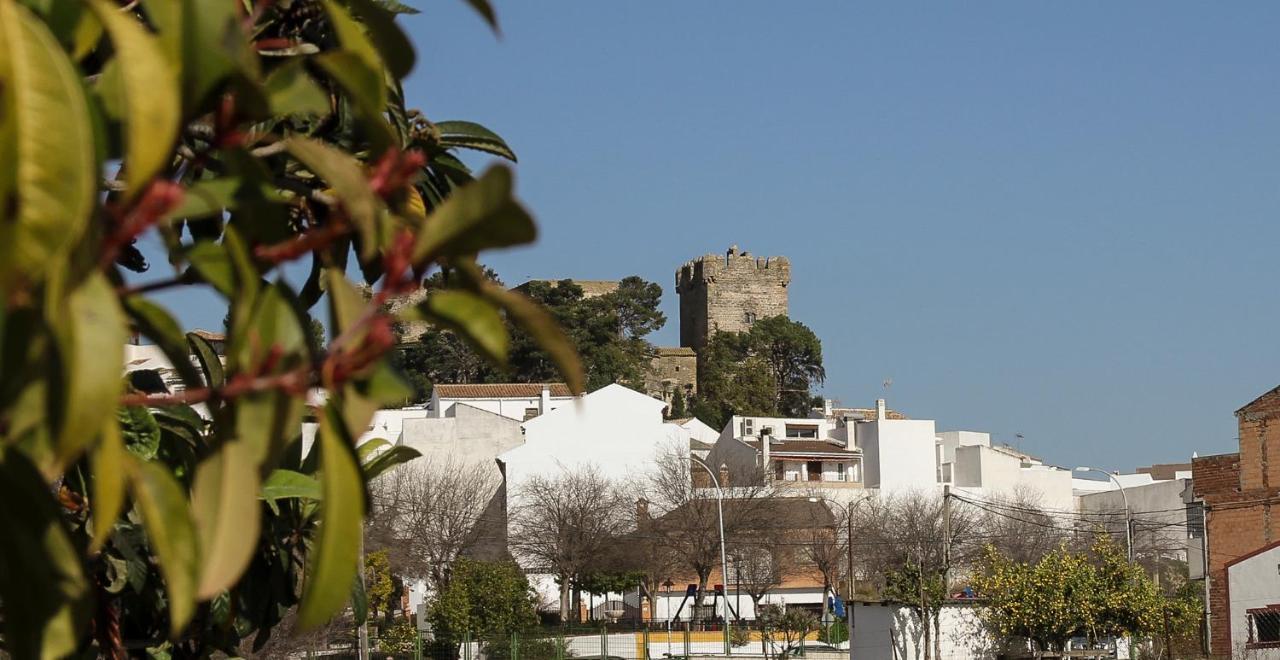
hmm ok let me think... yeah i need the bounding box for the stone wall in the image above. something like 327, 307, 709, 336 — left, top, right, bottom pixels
644, 346, 697, 405
675, 245, 790, 352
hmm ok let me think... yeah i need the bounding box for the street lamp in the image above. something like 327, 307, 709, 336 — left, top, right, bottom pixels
1075, 466, 1133, 563
808, 496, 871, 652
690, 455, 731, 654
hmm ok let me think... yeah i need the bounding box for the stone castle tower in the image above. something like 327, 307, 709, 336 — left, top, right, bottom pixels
675, 245, 791, 352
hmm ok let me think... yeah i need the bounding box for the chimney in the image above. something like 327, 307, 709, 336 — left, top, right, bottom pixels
876, 398, 886, 421
636, 498, 650, 525
719, 463, 731, 488
761, 427, 772, 480
539, 385, 552, 414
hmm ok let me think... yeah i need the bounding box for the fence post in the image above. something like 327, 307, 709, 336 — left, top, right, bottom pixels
464, 630, 472, 660
556, 628, 564, 660
415, 629, 422, 660
512, 631, 520, 660
723, 619, 731, 656
643, 626, 651, 660
684, 621, 691, 659
601, 625, 608, 659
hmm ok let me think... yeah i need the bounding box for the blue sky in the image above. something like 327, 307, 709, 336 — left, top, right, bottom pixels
143, 2, 1280, 471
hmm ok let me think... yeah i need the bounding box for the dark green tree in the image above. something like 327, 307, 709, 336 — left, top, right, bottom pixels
429, 559, 539, 658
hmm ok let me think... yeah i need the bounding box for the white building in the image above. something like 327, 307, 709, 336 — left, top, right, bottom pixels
704, 399, 1073, 506
1226, 540, 1280, 658
1077, 474, 1198, 565
429, 383, 573, 421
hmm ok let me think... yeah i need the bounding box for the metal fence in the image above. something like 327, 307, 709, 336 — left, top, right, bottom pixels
389, 621, 847, 660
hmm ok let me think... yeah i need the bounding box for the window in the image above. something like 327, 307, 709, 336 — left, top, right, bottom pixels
744, 312, 757, 324
837, 463, 846, 481
523, 407, 540, 421
1249, 607, 1280, 647
806, 461, 823, 482
785, 424, 819, 439
774, 461, 784, 480
743, 419, 754, 436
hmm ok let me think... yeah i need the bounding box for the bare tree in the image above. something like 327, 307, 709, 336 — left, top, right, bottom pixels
509, 466, 631, 623
732, 538, 792, 613
640, 442, 773, 612
365, 457, 504, 593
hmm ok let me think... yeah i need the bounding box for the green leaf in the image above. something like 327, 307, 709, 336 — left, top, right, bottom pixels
361, 444, 420, 482
315, 50, 391, 147
479, 283, 585, 395
0, 1, 96, 286
163, 177, 240, 223
287, 137, 382, 261
263, 60, 330, 117
261, 469, 321, 501
410, 165, 536, 261
356, 438, 390, 463
90, 416, 127, 554
0, 450, 91, 660
297, 404, 367, 629
325, 267, 370, 341
411, 289, 508, 363
320, 0, 383, 82
87, 0, 180, 196
351, 573, 369, 626
462, 0, 500, 34
185, 241, 235, 297
192, 441, 261, 599
127, 455, 199, 637
123, 296, 203, 390
347, 0, 415, 79
178, 0, 258, 113
234, 392, 304, 470
187, 331, 225, 389
435, 120, 517, 162
56, 273, 128, 470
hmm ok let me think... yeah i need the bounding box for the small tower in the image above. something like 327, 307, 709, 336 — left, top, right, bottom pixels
674, 245, 790, 353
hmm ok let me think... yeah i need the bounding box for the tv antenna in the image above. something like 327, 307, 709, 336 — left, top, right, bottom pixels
882, 378, 893, 393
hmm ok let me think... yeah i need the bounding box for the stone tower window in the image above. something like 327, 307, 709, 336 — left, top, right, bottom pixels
744, 311, 757, 324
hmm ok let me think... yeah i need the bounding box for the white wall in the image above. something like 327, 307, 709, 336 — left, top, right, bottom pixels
430, 391, 573, 421
1078, 478, 1191, 560
1227, 543, 1280, 659
401, 403, 523, 466
859, 419, 938, 492
850, 604, 999, 660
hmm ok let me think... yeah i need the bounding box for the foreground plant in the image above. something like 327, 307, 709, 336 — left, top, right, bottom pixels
0, 0, 581, 656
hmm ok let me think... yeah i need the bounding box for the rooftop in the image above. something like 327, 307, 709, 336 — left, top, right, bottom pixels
744, 439, 858, 456
433, 383, 574, 399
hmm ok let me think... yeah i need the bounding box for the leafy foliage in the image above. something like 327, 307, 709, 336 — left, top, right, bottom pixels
0, 0, 581, 655
690, 316, 825, 428
971, 536, 1192, 654
428, 558, 539, 656
400, 275, 666, 397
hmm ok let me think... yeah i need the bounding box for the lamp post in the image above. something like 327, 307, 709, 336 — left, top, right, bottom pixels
690, 456, 731, 654
1076, 466, 1133, 563
808, 496, 871, 653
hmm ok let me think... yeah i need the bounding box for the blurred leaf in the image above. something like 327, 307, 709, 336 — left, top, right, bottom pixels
0, 1, 96, 286
356, 438, 390, 462
410, 165, 535, 261
325, 268, 369, 343
123, 296, 203, 389
263, 61, 330, 117
0, 450, 90, 660
374, 0, 420, 15
287, 137, 381, 261
317, 0, 392, 146
478, 282, 584, 395
462, 0, 500, 34
187, 331, 225, 389
89, 416, 127, 554
192, 440, 260, 599
347, 0, 415, 79
119, 406, 161, 460
361, 444, 419, 482
261, 469, 320, 501
297, 404, 366, 629
127, 456, 199, 637
411, 289, 508, 364
164, 177, 240, 223
185, 241, 235, 297
235, 392, 304, 471
178, 0, 255, 112
55, 273, 127, 471
320, 0, 383, 81
350, 573, 368, 625
435, 120, 516, 162
87, 0, 180, 196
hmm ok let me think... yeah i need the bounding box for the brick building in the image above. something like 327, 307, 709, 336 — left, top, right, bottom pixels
675, 245, 790, 353
1193, 384, 1280, 657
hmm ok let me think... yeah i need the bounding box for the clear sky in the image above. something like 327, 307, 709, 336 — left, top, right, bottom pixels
143, 2, 1280, 472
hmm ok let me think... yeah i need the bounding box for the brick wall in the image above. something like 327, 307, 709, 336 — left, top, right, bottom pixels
1196, 384, 1280, 657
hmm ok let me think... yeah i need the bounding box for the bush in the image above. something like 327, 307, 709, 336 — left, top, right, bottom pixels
380, 619, 420, 655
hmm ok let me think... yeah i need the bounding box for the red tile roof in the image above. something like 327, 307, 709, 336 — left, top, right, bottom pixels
433, 383, 573, 398
744, 439, 858, 455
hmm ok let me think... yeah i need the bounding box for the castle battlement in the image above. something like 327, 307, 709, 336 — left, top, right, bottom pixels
676, 246, 791, 292
675, 245, 791, 351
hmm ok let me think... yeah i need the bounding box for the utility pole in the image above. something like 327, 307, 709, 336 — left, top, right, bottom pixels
941, 485, 952, 594
918, 552, 931, 660
358, 534, 369, 660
